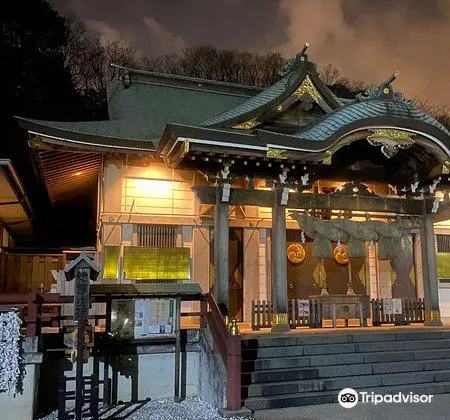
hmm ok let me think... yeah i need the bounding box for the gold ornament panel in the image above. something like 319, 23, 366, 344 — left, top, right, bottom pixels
287, 243, 306, 264
333, 244, 349, 264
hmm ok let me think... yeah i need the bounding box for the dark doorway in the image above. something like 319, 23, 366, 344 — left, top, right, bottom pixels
229, 228, 244, 320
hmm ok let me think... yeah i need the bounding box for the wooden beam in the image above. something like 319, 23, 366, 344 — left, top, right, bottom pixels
191, 185, 427, 215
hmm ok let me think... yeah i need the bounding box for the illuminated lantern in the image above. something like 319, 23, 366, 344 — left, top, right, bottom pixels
287, 243, 306, 264
334, 244, 349, 264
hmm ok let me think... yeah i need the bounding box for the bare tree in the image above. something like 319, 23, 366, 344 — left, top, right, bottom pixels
61, 15, 450, 130
414, 98, 450, 130
319, 63, 341, 85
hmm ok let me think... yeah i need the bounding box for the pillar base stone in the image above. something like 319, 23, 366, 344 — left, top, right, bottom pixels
219, 407, 252, 419
271, 313, 290, 332
423, 320, 443, 326
271, 324, 290, 332
424, 310, 443, 326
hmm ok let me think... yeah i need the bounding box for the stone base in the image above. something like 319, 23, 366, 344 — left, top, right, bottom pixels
271, 313, 289, 332
424, 320, 444, 326
218, 407, 253, 419
271, 323, 290, 332
424, 310, 443, 326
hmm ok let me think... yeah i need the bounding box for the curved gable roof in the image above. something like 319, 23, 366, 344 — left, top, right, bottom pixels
292, 94, 450, 143
202, 57, 342, 128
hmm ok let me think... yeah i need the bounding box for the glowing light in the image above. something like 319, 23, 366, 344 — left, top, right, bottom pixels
74, 171, 83, 176
131, 178, 173, 198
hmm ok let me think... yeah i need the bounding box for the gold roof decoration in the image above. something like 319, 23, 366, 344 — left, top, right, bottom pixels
267, 148, 287, 159
322, 150, 332, 165
442, 161, 450, 174
293, 75, 323, 103
367, 128, 415, 158
232, 117, 259, 130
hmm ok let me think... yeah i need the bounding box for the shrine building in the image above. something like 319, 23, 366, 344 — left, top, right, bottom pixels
17, 43, 450, 330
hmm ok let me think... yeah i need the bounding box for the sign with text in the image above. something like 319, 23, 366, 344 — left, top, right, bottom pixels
111, 298, 176, 339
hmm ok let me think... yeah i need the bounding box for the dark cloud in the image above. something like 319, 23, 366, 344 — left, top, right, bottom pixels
53, 0, 450, 105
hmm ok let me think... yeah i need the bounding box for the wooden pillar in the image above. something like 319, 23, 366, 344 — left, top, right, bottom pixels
421, 214, 443, 326
413, 233, 425, 298
214, 185, 229, 312
271, 187, 289, 332
243, 227, 260, 322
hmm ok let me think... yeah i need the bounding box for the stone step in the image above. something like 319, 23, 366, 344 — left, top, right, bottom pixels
242, 338, 450, 359
355, 338, 450, 353
242, 342, 357, 358
242, 369, 450, 398
242, 330, 450, 349
242, 348, 450, 371
244, 381, 450, 410
242, 367, 318, 384
243, 358, 450, 381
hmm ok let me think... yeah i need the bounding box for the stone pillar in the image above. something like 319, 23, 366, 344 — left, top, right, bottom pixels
271, 187, 289, 332
420, 213, 443, 326
214, 186, 229, 312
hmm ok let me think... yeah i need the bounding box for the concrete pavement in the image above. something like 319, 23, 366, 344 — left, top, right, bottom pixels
253, 394, 450, 420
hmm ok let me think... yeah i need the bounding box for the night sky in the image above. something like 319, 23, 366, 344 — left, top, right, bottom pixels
53, 0, 450, 106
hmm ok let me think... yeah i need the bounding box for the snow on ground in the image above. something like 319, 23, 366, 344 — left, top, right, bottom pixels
39, 397, 251, 420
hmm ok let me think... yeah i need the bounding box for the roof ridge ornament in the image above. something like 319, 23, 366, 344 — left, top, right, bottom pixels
356, 71, 411, 104
280, 42, 310, 76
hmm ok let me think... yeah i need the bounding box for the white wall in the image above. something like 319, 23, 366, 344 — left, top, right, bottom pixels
439, 288, 450, 321
64, 351, 200, 408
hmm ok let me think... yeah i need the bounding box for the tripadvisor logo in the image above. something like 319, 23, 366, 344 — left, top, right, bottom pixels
338, 388, 434, 408
338, 388, 358, 408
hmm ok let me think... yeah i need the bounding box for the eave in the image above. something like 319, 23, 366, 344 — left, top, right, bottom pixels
16, 117, 157, 155
0, 160, 34, 237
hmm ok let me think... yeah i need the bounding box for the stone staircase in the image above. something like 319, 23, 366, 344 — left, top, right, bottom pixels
241, 329, 450, 410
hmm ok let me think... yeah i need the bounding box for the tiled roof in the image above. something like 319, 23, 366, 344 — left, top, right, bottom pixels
108, 76, 259, 131
202, 63, 306, 127
294, 98, 450, 141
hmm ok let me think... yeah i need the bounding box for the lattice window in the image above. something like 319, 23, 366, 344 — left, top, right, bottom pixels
137, 225, 177, 247
437, 235, 450, 253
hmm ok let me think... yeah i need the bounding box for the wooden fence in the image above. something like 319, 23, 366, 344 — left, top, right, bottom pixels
371, 298, 425, 326
252, 298, 426, 330
251, 299, 322, 330
0, 253, 65, 293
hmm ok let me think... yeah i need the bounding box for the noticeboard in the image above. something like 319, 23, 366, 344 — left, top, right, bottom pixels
111, 298, 177, 339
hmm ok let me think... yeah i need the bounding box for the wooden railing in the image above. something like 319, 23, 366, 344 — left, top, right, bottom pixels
371, 298, 425, 326
201, 293, 242, 411
0, 293, 106, 336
